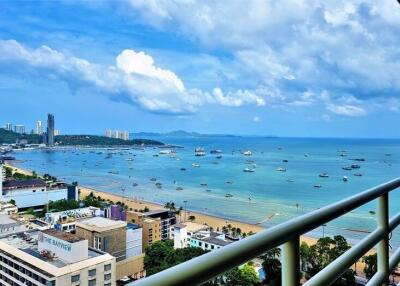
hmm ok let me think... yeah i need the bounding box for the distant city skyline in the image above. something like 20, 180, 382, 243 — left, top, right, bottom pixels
0, 1, 399, 138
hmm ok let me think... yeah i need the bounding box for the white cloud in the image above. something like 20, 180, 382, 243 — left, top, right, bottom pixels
326, 104, 366, 117
0, 39, 265, 113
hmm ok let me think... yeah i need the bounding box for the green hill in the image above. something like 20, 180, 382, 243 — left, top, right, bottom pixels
0, 128, 42, 144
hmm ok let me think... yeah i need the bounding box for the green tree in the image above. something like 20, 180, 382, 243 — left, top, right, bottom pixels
225, 264, 259, 286
144, 240, 207, 276
362, 253, 377, 279
8, 199, 16, 205
261, 247, 281, 286
188, 215, 196, 222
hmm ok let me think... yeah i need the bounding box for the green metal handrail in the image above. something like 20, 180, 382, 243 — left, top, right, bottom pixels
131, 178, 400, 286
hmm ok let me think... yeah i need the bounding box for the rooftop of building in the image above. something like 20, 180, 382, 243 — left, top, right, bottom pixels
42, 229, 85, 243
0, 230, 104, 269
76, 216, 127, 232
2, 178, 46, 190
201, 236, 232, 247
172, 222, 209, 233
127, 223, 141, 230
143, 209, 174, 219
0, 214, 21, 228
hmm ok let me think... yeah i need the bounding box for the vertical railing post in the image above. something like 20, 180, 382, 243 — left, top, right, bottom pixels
282, 236, 300, 286
377, 193, 389, 286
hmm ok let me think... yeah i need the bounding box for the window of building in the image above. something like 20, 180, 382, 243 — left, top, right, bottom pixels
104, 264, 111, 272
89, 279, 96, 286
104, 273, 111, 281
94, 236, 102, 250
71, 274, 80, 283
205, 243, 208, 248
199, 242, 202, 247
88, 269, 96, 277
211, 245, 215, 250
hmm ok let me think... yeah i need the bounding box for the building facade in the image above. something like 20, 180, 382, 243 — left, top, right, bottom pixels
36, 120, 43, 135
0, 229, 116, 286
13, 125, 25, 134
46, 113, 55, 146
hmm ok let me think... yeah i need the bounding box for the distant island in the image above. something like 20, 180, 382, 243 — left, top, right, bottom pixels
132, 130, 241, 138
0, 128, 163, 146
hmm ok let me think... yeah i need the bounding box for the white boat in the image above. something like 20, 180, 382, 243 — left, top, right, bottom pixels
319, 173, 329, 178
276, 167, 286, 172
192, 163, 200, 168
159, 149, 172, 155
195, 147, 205, 156
343, 176, 348, 182
243, 167, 255, 173
126, 158, 134, 161
243, 150, 252, 156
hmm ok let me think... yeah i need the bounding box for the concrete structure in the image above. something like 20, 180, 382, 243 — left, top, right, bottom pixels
170, 222, 210, 249
45, 207, 101, 229
188, 230, 232, 251
126, 212, 161, 251
76, 217, 145, 281
4, 123, 12, 131
0, 161, 77, 209
13, 125, 25, 134
76, 217, 128, 261
0, 202, 18, 215
36, 120, 43, 135
0, 214, 27, 236
0, 229, 116, 286
126, 223, 142, 258
105, 129, 130, 140
46, 113, 55, 146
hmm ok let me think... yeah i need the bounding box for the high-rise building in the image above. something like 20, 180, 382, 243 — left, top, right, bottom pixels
123, 131, 130, 141
4, 123, 12, 131
36, 120, 43, 135
105, 129, 112, 138
14, 125, 25, 134
54, 129, 60, 136
46, 113, 55, 146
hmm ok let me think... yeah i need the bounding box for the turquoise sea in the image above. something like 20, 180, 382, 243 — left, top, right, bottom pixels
11, 136, 400, 246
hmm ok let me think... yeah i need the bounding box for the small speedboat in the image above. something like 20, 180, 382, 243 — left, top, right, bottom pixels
132, 183, 138, 187
342, 166, 352, 171
176, 187, 183, 191
276, 167, 286, 172
282, 159, 289, 163
354, 173, 363, 177
351, 164, 361, 169
243, 168, 255, 173
216, 155, 222, 159
210, 149, 222, 154
343, 176, 348, 182
225, 194, 233, 198
314, 184, 322, 188
192, 163, 200, 168
243, 150, 252, 156
150, 177, 157, 181
180, 168, 186, 171
319, 173, 329, 178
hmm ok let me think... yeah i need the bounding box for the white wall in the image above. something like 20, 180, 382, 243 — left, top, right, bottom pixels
126, 228, 142, 258
173, 227, 187, 249
1, 187, 68, 209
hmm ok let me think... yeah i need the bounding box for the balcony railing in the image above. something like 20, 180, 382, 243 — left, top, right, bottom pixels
131, 178, 400, 286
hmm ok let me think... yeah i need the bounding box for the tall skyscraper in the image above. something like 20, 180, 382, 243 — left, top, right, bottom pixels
54, 129, 60, 136
46, 113, 55, 146
105, 129, 112, 138
123, 131, 129, 141
36, 120, 43, 135
4, 123, 12, 131
14, 125, 25, 134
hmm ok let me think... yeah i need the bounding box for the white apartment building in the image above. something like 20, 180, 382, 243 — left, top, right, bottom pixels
0, 229, 116, 286
187, 230, 232, 251
126, 224, 142, 258
169, 222, 209, 249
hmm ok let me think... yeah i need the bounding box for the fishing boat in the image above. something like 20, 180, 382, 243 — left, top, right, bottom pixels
226, 181, 233, 184
351, 164, 361, 169
343, 176, 348, 182
159, 149, 172, 155
152, 154, 159, 157
282, 159, 289, 163
195, 147, 206, 156
342, 166, 352, 171
276, 167, 286, 172
150, 177, 157, 182
216, 155, 222, 159
126, 158, 134, 161
351, 158, 365, 161
225, 194, 233, 198
354, 173, 363, 177
200, 183, 207, 186
287, 179, 294, 183
108, 171, 119, 174
176, 187, 183, 191
314, 184, 322, 188
180, 168, 186, 171
243, 167, 255, 173
132, 183, 138, 187
319, 173, 329, 178
192, 163, 200, 168
210, 149, 222, 154
243, 150, 252, 156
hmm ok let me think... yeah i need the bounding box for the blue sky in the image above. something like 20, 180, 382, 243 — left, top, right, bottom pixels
0, 1, 399, 137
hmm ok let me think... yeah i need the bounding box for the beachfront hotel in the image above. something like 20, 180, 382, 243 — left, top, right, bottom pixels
0, 229, 116, 286
0, 160, 78, 210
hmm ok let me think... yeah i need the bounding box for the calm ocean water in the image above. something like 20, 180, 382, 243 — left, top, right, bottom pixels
11, 136, 400, 245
